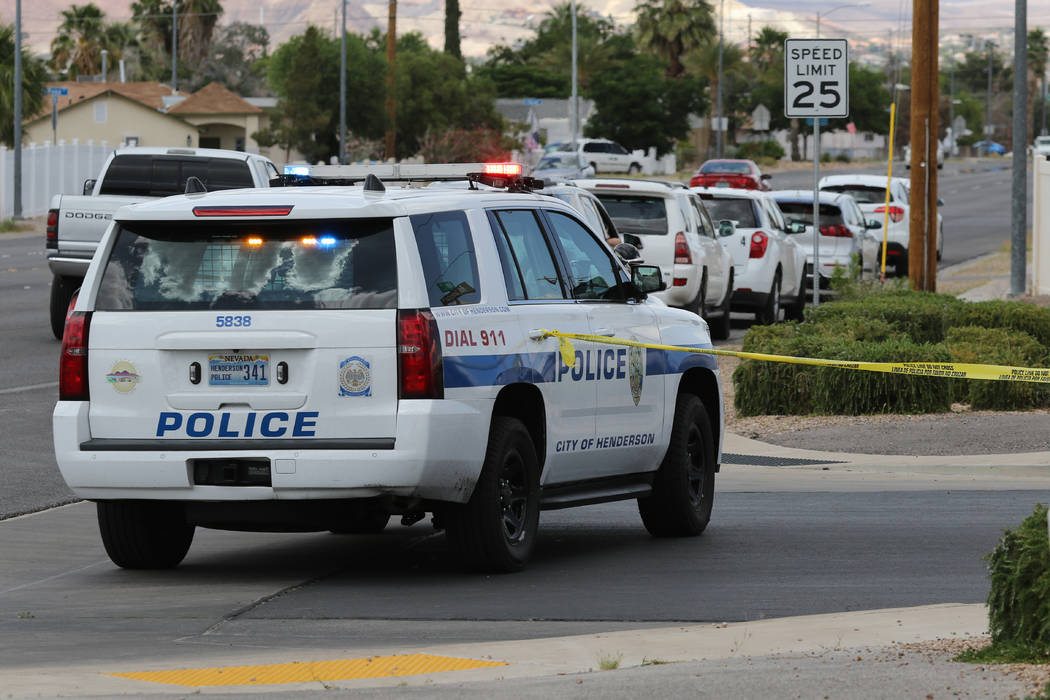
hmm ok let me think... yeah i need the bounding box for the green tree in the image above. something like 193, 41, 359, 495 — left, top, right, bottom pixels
0, 23, 48, 146
634, 0, 714, 77
191, 22, 270, 94
841, 63, 891, 134
749, 26, 787, 74
177, 0, 224, 68
49, 4, 110, 77
585, 52, 704, 155
1028, 29, 1048, 140
683, 40, 745, 157
445, 0, 461, 59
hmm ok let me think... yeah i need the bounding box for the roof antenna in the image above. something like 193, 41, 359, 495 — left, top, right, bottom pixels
363, 174, 386, 192
184, 176, 207, 194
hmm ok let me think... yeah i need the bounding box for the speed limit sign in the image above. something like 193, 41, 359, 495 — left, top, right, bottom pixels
784, 39, 849, 118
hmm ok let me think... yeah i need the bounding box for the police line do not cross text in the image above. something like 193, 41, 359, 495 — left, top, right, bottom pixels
784, 38, 850, 119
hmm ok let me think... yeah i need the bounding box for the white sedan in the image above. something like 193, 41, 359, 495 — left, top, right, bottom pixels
693, 187, 808, 323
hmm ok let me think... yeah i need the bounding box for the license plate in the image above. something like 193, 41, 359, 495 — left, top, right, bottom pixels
209, 354, 269, 386
715, 181, 730, 187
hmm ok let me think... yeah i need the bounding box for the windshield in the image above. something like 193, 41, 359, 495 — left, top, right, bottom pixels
592, 194, 669, 235
698, 196, 759, 227
821, 184, 886, 204
700, 161, 751, 174
96, 219, 397, 311
1037, 137, 1050, 146
775, 202, 845, 227
537, 155, 579, 170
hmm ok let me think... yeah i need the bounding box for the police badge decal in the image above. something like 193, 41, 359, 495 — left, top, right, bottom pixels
628, 344, 644, 406
338, 356, 372, 397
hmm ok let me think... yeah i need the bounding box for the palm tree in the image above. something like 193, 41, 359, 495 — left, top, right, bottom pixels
177, 0, 224, 68
1028, 29, 1049, 139
1, 23, 48, 146
635, 0, 715, 77
750, 26, 787, 73
49, 4, 110, 77
684, 39, 744, 157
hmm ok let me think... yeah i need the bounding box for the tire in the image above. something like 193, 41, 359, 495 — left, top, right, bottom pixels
638, 394, 715, 537
784, 274, 806, 322
444, 416, 540, 573
50, 275, 78, 340
755, 271, 781, 325
97, 501, 195, 569
709, 277, 732, 341
681, 273, 706, 316
937, 226, 943, 261
589, 162, 598, 174
329, 505, 390, 534
627, 163, 641, 175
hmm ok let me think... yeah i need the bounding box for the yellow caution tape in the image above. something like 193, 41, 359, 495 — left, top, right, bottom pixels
540, 329, 1050, 384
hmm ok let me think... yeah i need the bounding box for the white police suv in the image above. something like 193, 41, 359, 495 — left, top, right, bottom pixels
53, 163, 724, 573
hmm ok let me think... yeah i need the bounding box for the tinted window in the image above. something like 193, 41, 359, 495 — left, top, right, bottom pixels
775, 202, 845, 227
545, 211, 624, 301
700, 161, 752, 174
821, 184, 886, 204
96, 219, 396, 310
583, 143, 602, 153
411, 211, 480, 306
593, 193, 669, 235
611, 143, 628, 155
99, 155, 255, 197
490, 210, 565, 301
691, 197, 716, 238
698, 196, 759, 227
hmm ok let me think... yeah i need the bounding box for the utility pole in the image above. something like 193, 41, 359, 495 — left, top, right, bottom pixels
339, 0, 347, 163
1010, 0, 1027, 296
908, 0, 938, 292
384, 0, 397, 159
13, 0, 22, 218
570, 0, 578, 148
716, 0, 724, 158
171, 0, 178, 93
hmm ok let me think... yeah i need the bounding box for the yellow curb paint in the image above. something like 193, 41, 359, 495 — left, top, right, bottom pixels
541, 329, 1050, 384
108, 654, 507, 687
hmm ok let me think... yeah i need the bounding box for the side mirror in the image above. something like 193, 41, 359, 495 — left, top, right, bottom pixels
787, 221, 806, 234
83, 179, 96, 196
760, 173, 772, 181
866, 219, 882, 230
632, 264, 666, 294
622, 233, 644, 249
937, 198, 944, 207
717, 219, 735, 237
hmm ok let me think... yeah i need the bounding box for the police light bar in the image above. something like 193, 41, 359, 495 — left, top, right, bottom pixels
281, 162, 524, 181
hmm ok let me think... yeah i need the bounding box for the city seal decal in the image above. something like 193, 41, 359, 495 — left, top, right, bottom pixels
106, 360, 141, 394
628, 343, 644, 406
338, 356, 372, 397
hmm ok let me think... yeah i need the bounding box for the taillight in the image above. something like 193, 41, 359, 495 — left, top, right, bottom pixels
819, 224, 852, 237
46, 209, 59, 249
60, 311, 91, 401
688, 175, 703, 187
874, 205, 905, 223
398, 309, 443, 399
749, 231, 769, 258
674, 232, 691, 264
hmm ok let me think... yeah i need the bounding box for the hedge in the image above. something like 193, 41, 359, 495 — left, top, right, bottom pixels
945, 325, 1050, 410
949, 301, 1050, 347
987, 504, 1050, 649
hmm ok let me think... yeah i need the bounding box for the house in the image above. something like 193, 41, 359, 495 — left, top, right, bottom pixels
166, 82, 265, 153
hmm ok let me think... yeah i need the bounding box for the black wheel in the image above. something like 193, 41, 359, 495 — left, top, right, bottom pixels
755, 271, 781, 325
444, 416, 540, 573
709, 275, 732, 341
628, 163, 641, 175
638, 394, 715, 537
329, 505, 390, 534
50, 275, 78, 340
784, 274, 806, 321
97, 501, 195, 569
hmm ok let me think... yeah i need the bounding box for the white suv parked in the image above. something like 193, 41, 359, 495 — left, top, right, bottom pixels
53, 163, 724, 574
574, 178, 735, 339
576, 139, 643, 174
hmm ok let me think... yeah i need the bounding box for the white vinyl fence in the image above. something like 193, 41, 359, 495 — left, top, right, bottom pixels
0, 141, 112, 220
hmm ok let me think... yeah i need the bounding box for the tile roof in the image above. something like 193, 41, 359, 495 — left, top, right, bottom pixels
32, 81, 187, 121
168, 82, 262, 115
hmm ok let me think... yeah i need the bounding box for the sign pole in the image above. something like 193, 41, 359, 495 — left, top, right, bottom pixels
812, 119, 821, 306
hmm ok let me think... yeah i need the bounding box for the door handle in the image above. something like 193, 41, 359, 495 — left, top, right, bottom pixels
593, 328, 615, 337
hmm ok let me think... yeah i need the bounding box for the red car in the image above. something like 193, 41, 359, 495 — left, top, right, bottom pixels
688, 159, 772, 191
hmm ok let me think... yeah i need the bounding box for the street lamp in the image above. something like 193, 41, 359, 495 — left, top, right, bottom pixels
815, 2, 871, 38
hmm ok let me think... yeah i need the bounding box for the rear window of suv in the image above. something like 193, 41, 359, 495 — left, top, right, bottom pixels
820, 185, 886, 204
95, 219, 397, 310
98, 155, 255, 197
776, 202, 845, 227
591, 194, 668, 235
698, 196, 759, 227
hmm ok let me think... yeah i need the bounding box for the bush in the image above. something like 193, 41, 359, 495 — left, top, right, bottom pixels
834, 152, 851, 162
805, 290, 965, 344
986, 504, 1050, 649
946, 326, 1050, 410
736, 140, 786, 161
950, 301, 1050, 347
418, 127, 514, 163
820, 151, 833, 163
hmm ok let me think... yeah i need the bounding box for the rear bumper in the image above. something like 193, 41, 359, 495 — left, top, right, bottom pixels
653, 263, 701, 308
47, 254, 92, 279
53, 398, 491, 504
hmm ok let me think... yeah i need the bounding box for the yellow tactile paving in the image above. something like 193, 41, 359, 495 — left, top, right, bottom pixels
108, 653, 507, 687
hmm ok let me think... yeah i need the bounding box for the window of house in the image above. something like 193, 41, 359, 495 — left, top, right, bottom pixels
94, 101, 108, 123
